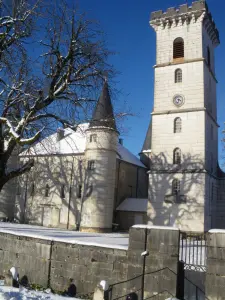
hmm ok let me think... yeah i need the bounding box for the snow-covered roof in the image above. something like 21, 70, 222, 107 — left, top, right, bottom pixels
20, 123, 146, 168
116, 198, 148, 212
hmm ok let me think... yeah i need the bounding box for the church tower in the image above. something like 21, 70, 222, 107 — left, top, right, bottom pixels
147, 1, 220, 231
80, 81, 118, 232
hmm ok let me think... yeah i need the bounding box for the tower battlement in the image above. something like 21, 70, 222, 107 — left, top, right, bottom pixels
150, 1, 219, 46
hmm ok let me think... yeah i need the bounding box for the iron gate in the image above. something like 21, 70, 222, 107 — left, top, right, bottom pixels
179, 231, 207, 272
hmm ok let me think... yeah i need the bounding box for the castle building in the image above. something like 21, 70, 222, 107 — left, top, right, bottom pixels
9, 82, 148, 232
1, 1, 225, 233
144, 1, 225, 231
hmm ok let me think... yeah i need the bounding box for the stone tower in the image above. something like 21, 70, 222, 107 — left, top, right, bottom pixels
80, 81, 119, 232
147, 1, 220, 231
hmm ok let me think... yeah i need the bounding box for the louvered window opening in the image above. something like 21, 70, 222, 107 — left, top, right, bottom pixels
175, 69, 182, 83
174, 118, 182, 133
173, 148, 181, 165
173, 39, 184, 59
172, 179, 180, 195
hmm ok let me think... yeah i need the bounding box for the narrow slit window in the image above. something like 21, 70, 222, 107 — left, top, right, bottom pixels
61, 184, 65, 199
172, 179, 180, 195
45, 184, 50, 197
173, 148, 181, 165
175, 69, 182, 83
173, 38, 184, 59
30, 182, 35, 196
174, 117, 182, 133
77, 185, 82, 198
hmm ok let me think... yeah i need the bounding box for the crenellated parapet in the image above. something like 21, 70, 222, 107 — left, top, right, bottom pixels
150, 1, 219, 46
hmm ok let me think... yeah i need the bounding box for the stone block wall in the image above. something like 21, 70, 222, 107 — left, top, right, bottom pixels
206, 229, 225, 299
0, 233, 51, 286
0, 226, 180, 297
50, 242, 128, 294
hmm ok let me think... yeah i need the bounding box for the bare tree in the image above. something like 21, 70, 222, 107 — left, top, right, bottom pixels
0, 0, 114, 191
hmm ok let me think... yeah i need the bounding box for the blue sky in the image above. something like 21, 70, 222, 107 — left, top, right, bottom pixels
78, 1, 225, 164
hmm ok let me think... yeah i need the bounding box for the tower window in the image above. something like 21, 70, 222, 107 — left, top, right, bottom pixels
207, 46, 211, 67
90, 134, 97, 143
60, 184, 65, 198
175, 69, 182, 83
173, 148, 181, 165
172, 179, 180, 195
173, 38, 184, 59
45, 184, 50, 197
174, 117, 182, 133
88, 160, 95, 170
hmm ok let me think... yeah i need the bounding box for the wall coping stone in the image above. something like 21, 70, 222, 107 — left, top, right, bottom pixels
132, 225, 179, 231
209, 229, 225, 233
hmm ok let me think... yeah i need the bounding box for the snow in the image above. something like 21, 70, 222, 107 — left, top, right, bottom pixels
0, 223, 129, 250
116, 198, 148, 212
132, 225, 179, 231
209, 229, 225, 233
20, 123, 146, 168
0, 286, 79, 300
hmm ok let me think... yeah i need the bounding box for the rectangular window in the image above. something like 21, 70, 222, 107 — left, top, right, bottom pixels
90, 134, 97, 143
88, 160, 95, 170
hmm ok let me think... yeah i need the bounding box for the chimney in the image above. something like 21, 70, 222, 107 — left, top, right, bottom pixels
119, 138, 123, 145
57, 128, 64, 141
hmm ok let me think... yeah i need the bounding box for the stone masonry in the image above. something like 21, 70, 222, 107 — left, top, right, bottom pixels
0, 226, 180, 297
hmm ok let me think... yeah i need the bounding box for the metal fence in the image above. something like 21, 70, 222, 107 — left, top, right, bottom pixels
179, 231, 207, 272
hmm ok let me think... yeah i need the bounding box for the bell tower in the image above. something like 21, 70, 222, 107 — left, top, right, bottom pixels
147, 1, 220, 231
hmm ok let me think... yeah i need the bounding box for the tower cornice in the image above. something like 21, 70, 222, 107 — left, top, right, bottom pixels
150, 1, 220, 46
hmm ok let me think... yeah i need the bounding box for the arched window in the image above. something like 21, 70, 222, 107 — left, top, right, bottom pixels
174, 117, 182, 133
173, 38, 184, 59
173, 148, 181, 164
175, 69, 182, 83
207, 46, 211, 67
172, 179, 180, 195
45, 184, 50, 197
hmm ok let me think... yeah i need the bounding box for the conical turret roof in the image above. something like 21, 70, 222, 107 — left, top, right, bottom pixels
90, 81, 117, 130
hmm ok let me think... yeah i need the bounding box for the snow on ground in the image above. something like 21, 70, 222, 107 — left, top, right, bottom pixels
0, 286, 79, 300
0, 223, 129, 250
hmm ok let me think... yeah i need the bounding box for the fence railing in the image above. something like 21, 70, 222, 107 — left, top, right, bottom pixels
179, 231, 207, 272
106, 265, 207, 300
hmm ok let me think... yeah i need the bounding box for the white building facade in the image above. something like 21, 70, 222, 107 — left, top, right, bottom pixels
146, 1, 225, 231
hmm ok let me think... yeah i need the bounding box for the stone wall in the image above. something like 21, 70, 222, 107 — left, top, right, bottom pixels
0, 226, 180, 298
206, 229, 225, 299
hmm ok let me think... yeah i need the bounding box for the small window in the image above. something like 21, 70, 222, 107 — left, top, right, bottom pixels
174, 117, 182, 133
207, 46, 211, 67
90, 134, 97, 143
173, 38, 184, 59
172, 179, 180, 195
77, 185, 82, 198
88, 160, 95, 170
30, 182, 35, 196
45, 184, 50, 197
175, 69, 182, 83
61, 184, 65, 198
173, 148, 181, 165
